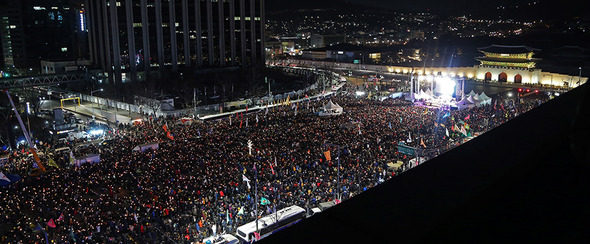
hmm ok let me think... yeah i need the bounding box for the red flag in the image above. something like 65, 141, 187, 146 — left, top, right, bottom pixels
167, 131, 174, 140
47, 219, 56, 228
57, 213, 64, 221
240, 120, 243, 128
163, 123, 168, 132
269, 162, 275, 175
254, 232, 261, 241
219, 191, 224, 197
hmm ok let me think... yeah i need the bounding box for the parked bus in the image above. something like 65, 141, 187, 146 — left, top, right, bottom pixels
236, 205, 305, 243
203, 234, 239, 244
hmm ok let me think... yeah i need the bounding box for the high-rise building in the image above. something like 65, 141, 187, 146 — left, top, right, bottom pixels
87, 0, 266, 84
0, 0, 87, 75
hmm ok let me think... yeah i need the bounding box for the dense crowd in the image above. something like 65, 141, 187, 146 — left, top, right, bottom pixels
0, 90, 547, 243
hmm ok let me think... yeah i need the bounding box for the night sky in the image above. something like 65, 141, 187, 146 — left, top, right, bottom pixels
267, 0, 587, 19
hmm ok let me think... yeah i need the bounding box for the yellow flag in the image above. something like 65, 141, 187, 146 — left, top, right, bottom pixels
47, 158, 59, 168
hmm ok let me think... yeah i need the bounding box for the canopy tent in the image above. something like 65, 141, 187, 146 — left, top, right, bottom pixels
455, 96, 475, 110
477, 92, 492, 106
414, 89, 433, 100
479, 92, 491, 101
467, 90, 477, 97
319, 100, 343, 116
466, 95, 480, 104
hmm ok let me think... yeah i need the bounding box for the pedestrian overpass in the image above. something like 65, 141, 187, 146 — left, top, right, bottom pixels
0, 73, 89, 89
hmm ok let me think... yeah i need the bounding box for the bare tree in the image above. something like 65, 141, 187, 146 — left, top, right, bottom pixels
21, 87, 42, 115
134, 79, 164, 117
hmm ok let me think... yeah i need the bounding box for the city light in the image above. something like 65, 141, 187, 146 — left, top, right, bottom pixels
89, 129, 104, 136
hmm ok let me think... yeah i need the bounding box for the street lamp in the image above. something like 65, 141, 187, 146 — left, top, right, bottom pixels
90, 88, 103, 120
324, 143, 345, 201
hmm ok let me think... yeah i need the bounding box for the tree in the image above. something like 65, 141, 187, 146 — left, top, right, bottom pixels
133, 79, 164, 117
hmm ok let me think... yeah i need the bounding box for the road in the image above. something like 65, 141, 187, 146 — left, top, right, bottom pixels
40, 99, 140, 126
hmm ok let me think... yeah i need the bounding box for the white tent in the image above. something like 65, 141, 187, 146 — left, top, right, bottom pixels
466, 95, 480, 105
319, 100, 343, 116
467, 90, 477, 97
477, 92, 492, 106
416, 89, 432, 100
455, 96, 475, 110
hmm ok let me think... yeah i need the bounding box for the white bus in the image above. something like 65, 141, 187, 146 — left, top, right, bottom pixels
236, 205, 306, 243
203, 234, 239, 244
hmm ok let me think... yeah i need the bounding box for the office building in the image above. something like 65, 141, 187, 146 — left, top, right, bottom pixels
87, 0, 266, 84
0, 0, 86, 75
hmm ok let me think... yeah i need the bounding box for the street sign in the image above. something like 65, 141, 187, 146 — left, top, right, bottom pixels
353, 60, 360, 64
397, 142, 416, 156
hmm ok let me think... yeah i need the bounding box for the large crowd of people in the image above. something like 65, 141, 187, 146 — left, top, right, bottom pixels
0, 87, 548, 243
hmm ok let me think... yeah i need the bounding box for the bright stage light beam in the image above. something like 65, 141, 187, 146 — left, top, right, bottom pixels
436, 77, 456, 96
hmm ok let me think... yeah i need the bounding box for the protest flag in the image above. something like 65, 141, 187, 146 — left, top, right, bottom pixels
0, 172, 10, 182
324, 151, 331, 161
269, 162, 275, 175
260, 197, 270, 205
47, 219, 56, 228
47, 158, 59, 168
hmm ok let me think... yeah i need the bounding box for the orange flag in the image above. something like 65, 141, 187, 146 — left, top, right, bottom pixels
324, 151, 331, 161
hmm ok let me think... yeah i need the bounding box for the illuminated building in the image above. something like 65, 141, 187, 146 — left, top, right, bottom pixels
0, 0, 86, 75
86, 0, 266, 84
474, 45, 540, 84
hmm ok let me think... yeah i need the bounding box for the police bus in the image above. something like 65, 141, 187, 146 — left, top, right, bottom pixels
236, 205, 306, 243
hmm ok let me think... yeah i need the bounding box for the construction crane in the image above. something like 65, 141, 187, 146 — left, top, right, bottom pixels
3, 89, 45, 174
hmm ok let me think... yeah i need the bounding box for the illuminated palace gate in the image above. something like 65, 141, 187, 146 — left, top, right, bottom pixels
476, 45, 540, 84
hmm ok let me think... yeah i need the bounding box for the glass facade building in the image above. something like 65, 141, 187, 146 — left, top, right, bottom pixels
87, 0, 266, 84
